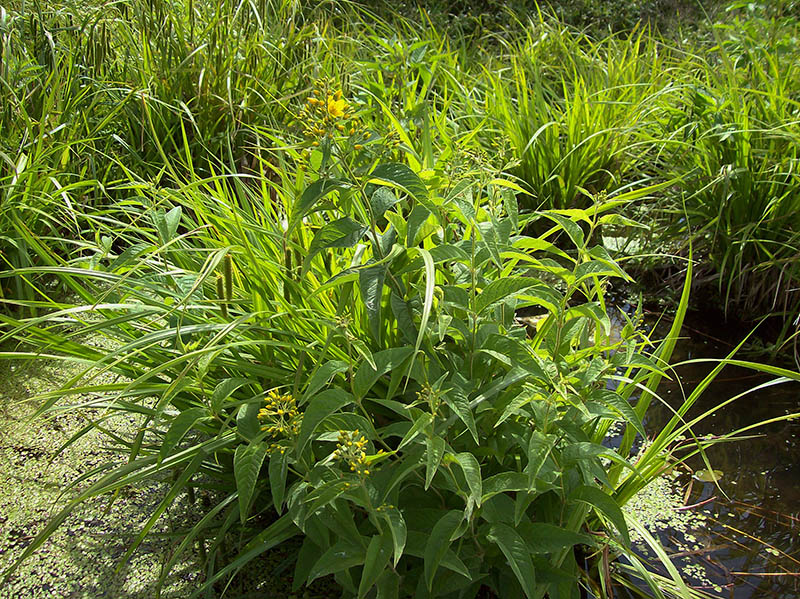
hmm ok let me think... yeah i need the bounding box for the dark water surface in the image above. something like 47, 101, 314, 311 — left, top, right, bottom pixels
638, 312, 800, 598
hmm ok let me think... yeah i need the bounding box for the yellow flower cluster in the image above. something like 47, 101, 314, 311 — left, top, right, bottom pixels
257, 390, 302, 447
332, 429, 370, 476
296, 79, 369, 149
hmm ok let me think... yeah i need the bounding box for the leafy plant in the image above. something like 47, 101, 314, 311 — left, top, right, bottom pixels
0, 84, 705, 598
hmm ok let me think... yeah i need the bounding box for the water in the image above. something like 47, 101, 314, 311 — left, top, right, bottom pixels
638, 312, 800, 598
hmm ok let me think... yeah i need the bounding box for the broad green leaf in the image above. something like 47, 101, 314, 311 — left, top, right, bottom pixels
303, 479, 352, 517
476, 277, 537, 314
153, 206, 182, 243
234, 443, 267, 524
563, 302, 611, 336
360, 264, 386, 343
425, 436, 446, 489
540, 212, 585, 249
302, 217, 368, 277
424, 511, 464, 591
376, 570, 400, 599
406, 205, 431, 246
443, 388, 478, 444
518, 522, 593, 553
308, 540, 365, 583
526, 430, 552, 486
302, 360, 349, 404
164, 206, 182, 240
353, 347, 414, 400
453, 452, 482, 507
369, 163, 428, 202
109, 242, 151, 271
159, 407, 207, 461
397, 412, 433, 450
268, 449, 290, 512
380, 506, 407, 566
487, 524, 536, 598
358, 533, 394, 598
573, 260, 620, 285
211, 378, 250, 413
289, 178, 349, 234
481, 472, 528, 502
297, 389, 354, 455
370, 187, 403, 219
237, 401, 262, 441
590, 390, 644, 437
570, 485, 630, 546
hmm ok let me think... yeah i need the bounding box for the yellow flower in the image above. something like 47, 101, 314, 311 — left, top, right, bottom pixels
327, 95, 347, 118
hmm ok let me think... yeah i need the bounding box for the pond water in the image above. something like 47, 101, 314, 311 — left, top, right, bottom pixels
627, 311, 800, 598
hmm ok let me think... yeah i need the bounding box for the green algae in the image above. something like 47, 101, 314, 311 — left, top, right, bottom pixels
0, 359, 203, 599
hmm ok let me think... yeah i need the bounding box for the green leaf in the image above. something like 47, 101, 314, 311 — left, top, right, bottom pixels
359, 533, 394, 598
369, 163, 428, 202
476, 277, 538, 314
234, 443, 267, 524
353, 347, 414, 400
590, 390, 644, 437
268, 449, 290, 512
303, 479, 352, 517
481, 472, 528, 502
526, 430, 552, 486
376, 570, 400, 599
210, 378, 251, 413
453, 452, 482, 507
570, 485, 630, 546
541, 212, 585, 249
415, 248, 435, 355
237, 401, 262, 441
289, 178, 349, 234
406, 205, 432, 246
302, 217, 368, 277
370, 187, 403, 219
360, 264, 386, 343
487, 524, 536, 598
297, 389, 354, 456
109, 242, 151, 271
302, 360, 349, 404
519, 522, 593, 553
424, 511, 464, 591
381, 507, 407, 566
159, 407, 207, 461
563, 302, 611, 336
443, 388, 478, 444
308, 540, 365, 583
397, 412, 433, 450
153, 206, 182, 243
425, 435, 446, 489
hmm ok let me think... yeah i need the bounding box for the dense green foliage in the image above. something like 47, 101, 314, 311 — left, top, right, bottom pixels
1, 0, 800, 597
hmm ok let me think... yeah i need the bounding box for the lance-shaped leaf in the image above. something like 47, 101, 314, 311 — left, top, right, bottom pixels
297, 389, 354, 456
289, 178, 349, 234
424, 510, 464, 591
235, 443, 267, 523
360, 263, 386, 343
358, 533, 394, 598
369, 162, 428, 202
302, 217, 368, 277
487, 523, 536, 598
380, 506, 407, 566
353, 347, 414, 400
570, 485, 630, 547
